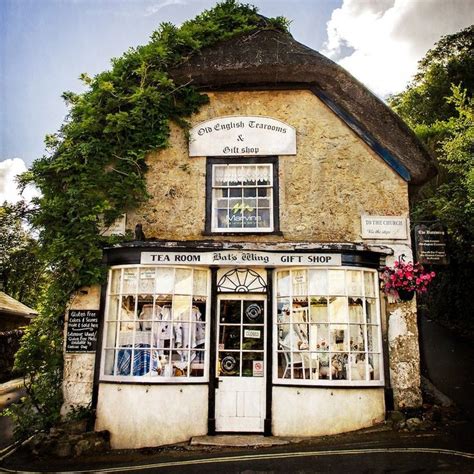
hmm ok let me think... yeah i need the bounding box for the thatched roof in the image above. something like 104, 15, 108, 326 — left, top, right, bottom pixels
0, 291, 37, 318
171, 29, 436, 185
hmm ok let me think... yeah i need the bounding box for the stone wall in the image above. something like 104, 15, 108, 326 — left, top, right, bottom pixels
0, 330, 23, 382
126, 90, 408, 242
61, 285, 101, 416
385, 246, 423, 409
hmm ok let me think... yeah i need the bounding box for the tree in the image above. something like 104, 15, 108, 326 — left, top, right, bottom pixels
0, 201, 46, 308
389, 26, 474, 334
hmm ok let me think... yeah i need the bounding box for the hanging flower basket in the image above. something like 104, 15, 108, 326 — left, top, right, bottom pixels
397, 288, 415, 301
380, 259, 436, 303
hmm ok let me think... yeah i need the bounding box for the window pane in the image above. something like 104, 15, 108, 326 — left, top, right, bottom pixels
350, 325, 365, 351
243, 301, 264, 324
220, 300, 241, 324
292, 270, 307, 296
110, 269, 121, 294
310, 297, 328, 322
175, 269, 193, 294
328, 297, 347, 324
105, 322, 117, 348
367, 325, 380, 352
123, 268, 137, 294
328, 270, 345, 295
219, 352, 240, 376
193, 270, 207, 296
277, 272, 290, 297
107, 296, 120, 321
257, 209, 270, 228
366, 298, 377, 324
348, 298, 364, 323
309, 270, 327, 295
219, 325, 240, 349
242, 326, 264, 350
347, 270, 363, 296
242, 353, 263, 377
156, 268, 174, 294
364, 272, 376, 297
332, 353, 348, 380
139, 268, 155, 293
104, 349, 117, 376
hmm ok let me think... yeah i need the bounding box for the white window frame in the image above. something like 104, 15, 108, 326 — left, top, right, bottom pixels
210, 162, 275, 233
100, 264, 211, 383
272, 266, 384, 387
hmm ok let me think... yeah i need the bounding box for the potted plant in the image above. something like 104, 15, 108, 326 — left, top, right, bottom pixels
380, 259, 436, 302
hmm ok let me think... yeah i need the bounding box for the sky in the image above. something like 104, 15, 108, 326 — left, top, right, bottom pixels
1, 0, 473, 203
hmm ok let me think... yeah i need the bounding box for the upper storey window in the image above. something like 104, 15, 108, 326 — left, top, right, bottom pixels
206, 157, 279, 233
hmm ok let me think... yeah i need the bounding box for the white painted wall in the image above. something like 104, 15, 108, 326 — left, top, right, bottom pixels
272, 387, 385, 436
95, 383, 208, 449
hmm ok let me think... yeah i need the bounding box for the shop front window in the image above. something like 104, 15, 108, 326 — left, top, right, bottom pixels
275, 268, 383, 385
207, 158, 278, 233
101, 266, 209, 381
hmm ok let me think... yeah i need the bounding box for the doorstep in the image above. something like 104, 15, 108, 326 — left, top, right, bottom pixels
190, 435, 290, 448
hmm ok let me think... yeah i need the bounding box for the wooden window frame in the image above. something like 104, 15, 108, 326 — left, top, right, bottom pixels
204, 156, 281, 235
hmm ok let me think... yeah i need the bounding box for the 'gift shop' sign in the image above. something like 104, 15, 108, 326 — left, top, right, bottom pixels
189, 116, 296, 156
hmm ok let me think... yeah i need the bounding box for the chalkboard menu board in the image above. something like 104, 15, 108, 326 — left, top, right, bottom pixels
414, 224, 449, 265
66, 310, 99, 353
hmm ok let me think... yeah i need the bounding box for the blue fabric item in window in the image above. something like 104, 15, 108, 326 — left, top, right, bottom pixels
117, 344, 151, 376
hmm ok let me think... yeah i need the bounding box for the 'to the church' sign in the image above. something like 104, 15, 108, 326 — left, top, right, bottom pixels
189, 116, 296, 157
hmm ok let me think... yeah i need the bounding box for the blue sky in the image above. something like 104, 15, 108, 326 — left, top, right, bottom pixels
1, 0, 473, 202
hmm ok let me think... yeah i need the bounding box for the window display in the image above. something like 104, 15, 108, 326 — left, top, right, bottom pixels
275, 268, 382, 385
102, 266, 209, 381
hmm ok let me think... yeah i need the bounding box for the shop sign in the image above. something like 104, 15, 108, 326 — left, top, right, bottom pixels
414, 224, 449, 265
100, 214, 126, 236
141, 251, 341, 266
66, 310, 99, 353
361, 215, 407, 239
189, 116, 296, 156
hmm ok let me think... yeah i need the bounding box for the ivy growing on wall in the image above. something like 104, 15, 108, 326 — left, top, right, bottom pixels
9, 1, 289, 437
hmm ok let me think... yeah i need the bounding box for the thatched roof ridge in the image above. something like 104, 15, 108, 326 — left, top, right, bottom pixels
171, 29, 436, 185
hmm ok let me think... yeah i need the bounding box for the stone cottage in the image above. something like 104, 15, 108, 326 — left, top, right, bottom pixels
61, 28, 436, 449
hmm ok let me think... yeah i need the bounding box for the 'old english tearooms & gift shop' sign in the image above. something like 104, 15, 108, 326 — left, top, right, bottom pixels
189, 116, 296, 157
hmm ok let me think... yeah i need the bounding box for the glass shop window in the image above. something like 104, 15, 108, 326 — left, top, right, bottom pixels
102, 266, 209, 382
211, 163, 274, 232
275, 268, 383, 386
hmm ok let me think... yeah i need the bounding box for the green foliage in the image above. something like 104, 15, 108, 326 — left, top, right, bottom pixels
13, 1, 289, 439
0, 201, 46, 308
390, 25, 473, 127
389, 26, 474, 334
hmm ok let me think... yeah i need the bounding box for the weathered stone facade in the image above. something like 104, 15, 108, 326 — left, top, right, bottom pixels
127, 90, 408, 242
61, 89, 422, 422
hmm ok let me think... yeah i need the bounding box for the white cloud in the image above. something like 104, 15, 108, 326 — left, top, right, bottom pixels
145, 0, 188, 17
323, 0, 474, 97
0, 158, 40, 204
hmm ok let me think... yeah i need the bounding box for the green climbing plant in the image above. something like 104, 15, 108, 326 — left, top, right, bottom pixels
6, 1, 288, 438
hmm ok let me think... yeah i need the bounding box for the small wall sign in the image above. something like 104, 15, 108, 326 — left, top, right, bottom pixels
66, 310, 99, 353
189, 115, 296, 157
100, 214, 126, 236
141, 251, 342, 267
253, 361, 264, 377
361, 215, 407, 240
414, 223, 449, 265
